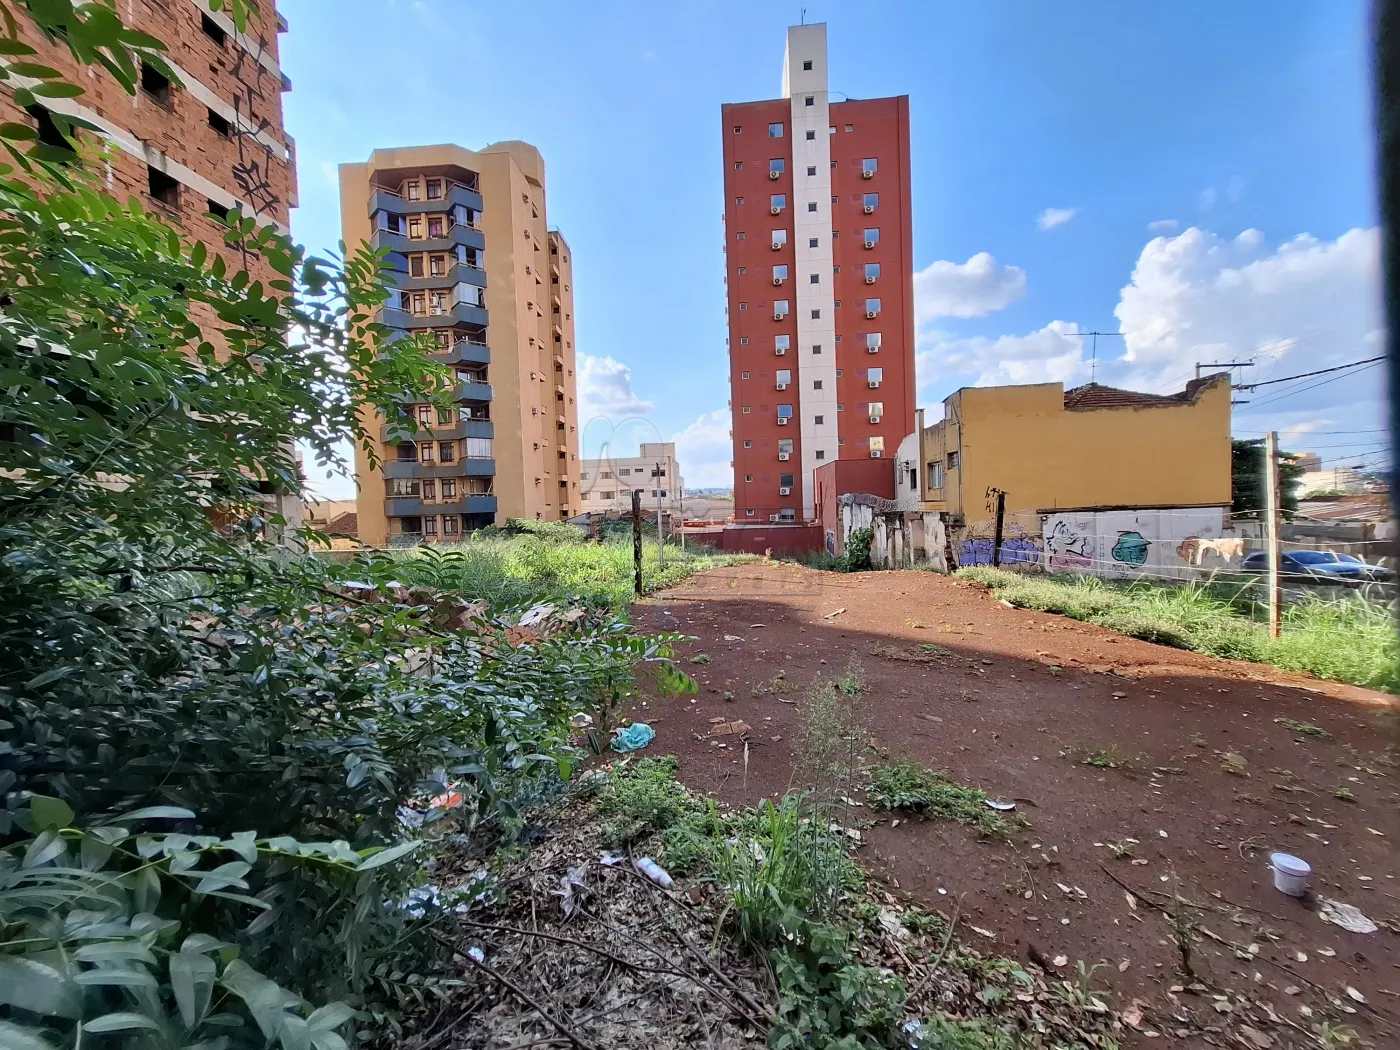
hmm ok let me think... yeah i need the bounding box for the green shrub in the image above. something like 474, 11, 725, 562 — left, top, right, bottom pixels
867, 760, 1019, 836
769, 921, 906, 1050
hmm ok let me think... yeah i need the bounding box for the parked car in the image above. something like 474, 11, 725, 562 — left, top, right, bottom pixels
1239, 550, 1393, 588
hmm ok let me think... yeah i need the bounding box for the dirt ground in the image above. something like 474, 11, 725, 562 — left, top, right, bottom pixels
629, 561, 1400, 1047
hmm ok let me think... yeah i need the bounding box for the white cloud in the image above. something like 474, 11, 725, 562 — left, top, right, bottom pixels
672, 408, 733, 489
917, 320, 1087, 393
1036, 207, 1077, 231
1147, 219, 1179, 233
1113, 225, 1382, 397
1199, 187, 1218, 212
913, 252, 1027, 322
577, 354, 652, 423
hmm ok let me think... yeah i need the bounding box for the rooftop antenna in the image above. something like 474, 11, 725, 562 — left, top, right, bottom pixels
1078, 331, 1125, 383
800, 7, 806, 24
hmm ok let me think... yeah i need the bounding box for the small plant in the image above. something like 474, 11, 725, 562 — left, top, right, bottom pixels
595, 756, 707, 848
867, 760, 1020, 836
1314, 1021, 1358, 1047
906, 618, 925, 629
752, 671, 791, 696
1164, 893, 1199, 979
690, 653, 712, 664
769, 921, 907, 1050
1275, 717, 1330, 738
1220, 752, 1249, 776
723, 689, 736, 702
836, 660, 866, 696
1109, 838, 1137, 858
1335, 786, 1356, 801
1078, 746, 1135, 771
900, 908, 947, 936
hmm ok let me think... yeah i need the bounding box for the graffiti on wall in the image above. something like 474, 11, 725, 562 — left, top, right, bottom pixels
956, 523, 1043, 568
1111, 531, 1150, 566
1046, 519, 1094, 571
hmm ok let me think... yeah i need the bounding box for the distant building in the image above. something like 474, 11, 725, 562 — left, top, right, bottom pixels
580, 443, 682, 513
1292, 452, 1323, 473
1299, 468, 1364, 496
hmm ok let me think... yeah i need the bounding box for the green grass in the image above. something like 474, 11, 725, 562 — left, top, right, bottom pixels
957, 567, 1399, 693
382, 523, 751, 610
867, 759, 1022, 836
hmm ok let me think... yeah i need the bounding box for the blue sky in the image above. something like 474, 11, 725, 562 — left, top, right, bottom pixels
281, 1, 1382, 497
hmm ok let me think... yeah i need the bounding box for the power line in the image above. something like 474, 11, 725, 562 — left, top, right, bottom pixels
1235, 356, 1385, 391
1240, 362, 1383, 412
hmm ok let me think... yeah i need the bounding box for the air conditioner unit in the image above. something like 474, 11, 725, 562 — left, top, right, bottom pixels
769, 170, 781, 180
779, 486, 792, 496
772, 241, 783, 250
769, 513, 781, 522
773, 276, 784, 286
867, 345, 880, 353
865, 310, 878, 319
778, 452, 791, 461
777, 417, 790, 426
870, 415, 882, 424
863, 205, 874, 214
773, 311, 786, 321
864, 240, 876, 250
868, 380, 881, 389
770, 206, 782, 215
775, 382, 788, 390
864, 275, 876, 284
862, 169, 874, 179
870, 450, 883, 458
774, 346, 787, 355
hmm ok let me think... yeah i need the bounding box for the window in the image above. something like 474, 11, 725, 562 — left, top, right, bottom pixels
740, 336, 750, 344
744, 440, 753, 448
745, 475, 755, 483
408, 217, 423, 239
815, 450, 825, 461
773, 300, 789, 317
419, 442, 435, 463
140, 63, 171, 106
807, 165, 816, 176
807, 201, 817, 212
742, 406, 751, 414
804, 95, 814, 106
769, 158, 785, 175
947, 451, 960, 470
862, 157, 878, 174
427, 216, 444, 238
768, 122, 784, 137
426, 179, 443, 199
845, 124, 854, 132
439, 441, 455, 462
207, 108, 231, 137
778, 438, 794, 455
776, 369, 791, 385
813, 380, 823, 389
442, 479, 457, 499
736, 196, 744, 205
810, 309, 820, 319
410, 255, 425, 278
868, 402, 885, 420
838, 403, 845, 411
201, 12, 227, 45
772, 228, 789, 245
465, 437, 493, 458
779, 473, 795, 489
803, 60, 813, 70
866, 298, 882, 314
734, 161, 743, 170
775, 334, 790, 351
863, 192, 878, 209
26, 105, 75, 160
833, 265, 840, 273
746, 509, 756, 516
741, 370, 750, 378
406, 181, 421, 200
424, 516, 438, 537
443, 515, 459, 536
776, 404, 793, 418
397, 517, 423, 535
736, 232, 745, 241
814, 414, 823, 424
809, 272, 819, 284
771, 194, 786, 210
809, 238, 819, 248
773, 264, 789, 279
147, 166, 179, 208
830, 126, 836, 134
436, 405, 454, 424
733, 125, 742, 134
811, 344, 822, 354
739, 303, 748, 311
396, 443, 416, 462
868, 367, 884, 383
865, 262, 881, 280
805, 130, 815, 140
422, 479, 436, 500
864, 228, 880, 244
929, 462, 944, 489
430, 254, 446, 276
390, 479, 420, 497
738, 266, 747, 275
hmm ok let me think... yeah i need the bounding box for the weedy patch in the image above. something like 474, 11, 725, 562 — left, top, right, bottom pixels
690, 652, 712, 664
752, 670, 792, 696
1076, 746, 1140, 772
867, 759, 1022, 836
1335, 786, 1356, 802
1274, 717, 1330, 738
870, 642, 947, 664
592, 756, 709, 849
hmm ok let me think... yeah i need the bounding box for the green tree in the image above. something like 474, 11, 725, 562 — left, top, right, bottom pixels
1231, 438, 1305, 521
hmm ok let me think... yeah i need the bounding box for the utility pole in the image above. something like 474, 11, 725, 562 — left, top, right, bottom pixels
1264, 431, 1282, 639
678, 478, 685, 554
654, 461, 665, 570
631, 488, 643, 597
990, 490, 1006, 568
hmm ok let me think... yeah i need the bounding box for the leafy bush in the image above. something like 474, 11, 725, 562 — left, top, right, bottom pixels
594, 757, 707, 849
769, 921, 906, 1050
844, 528, 875, 572
867, 760, 1019, 836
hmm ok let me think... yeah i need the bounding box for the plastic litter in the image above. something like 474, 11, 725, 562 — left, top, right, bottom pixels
634, 856, 674, 889
569, 712, 594, 728
1318, 897, 1378, 934
611, 722, 655, 753
600, 851, 625, 866
985, 799, 1016, 812
466, 946, 485, 964
902, 1018, 927, 1048
1269, 852, 1312, 897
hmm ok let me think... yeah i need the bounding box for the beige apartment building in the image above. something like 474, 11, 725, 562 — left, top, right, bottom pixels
339, 142, 581, 545
580, 443, 683, 514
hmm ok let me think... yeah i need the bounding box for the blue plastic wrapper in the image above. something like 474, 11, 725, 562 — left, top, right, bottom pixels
610, 722, 655, 753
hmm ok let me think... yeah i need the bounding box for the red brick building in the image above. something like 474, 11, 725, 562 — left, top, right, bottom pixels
722, 22, 914, 525
0, 0, 297, 289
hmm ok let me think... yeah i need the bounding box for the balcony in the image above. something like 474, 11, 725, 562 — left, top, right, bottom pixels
431, 340, 490, 367
381, 302, 489, 331
372, 222, 484, 257
387, 495, 498, 518
457, 379, 492, 402
384, 458, 496, 481
369, 182, 484, 218
392, 260, 488, 293
380, 418, 494, 442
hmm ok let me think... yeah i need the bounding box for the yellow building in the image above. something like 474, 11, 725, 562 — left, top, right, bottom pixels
339, 142, 581, 546
908, 374, 1232, 574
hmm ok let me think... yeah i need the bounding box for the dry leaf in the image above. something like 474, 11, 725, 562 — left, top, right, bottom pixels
1346, 987, 1367, 1003
1125, 892, 1137, 911
1122, 1005, 1144, 1028
1118, 959, 1130, 972
970, 925, 995, 938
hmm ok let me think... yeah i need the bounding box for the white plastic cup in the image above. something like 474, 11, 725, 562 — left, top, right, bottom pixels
1269, 852, 1312, 897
